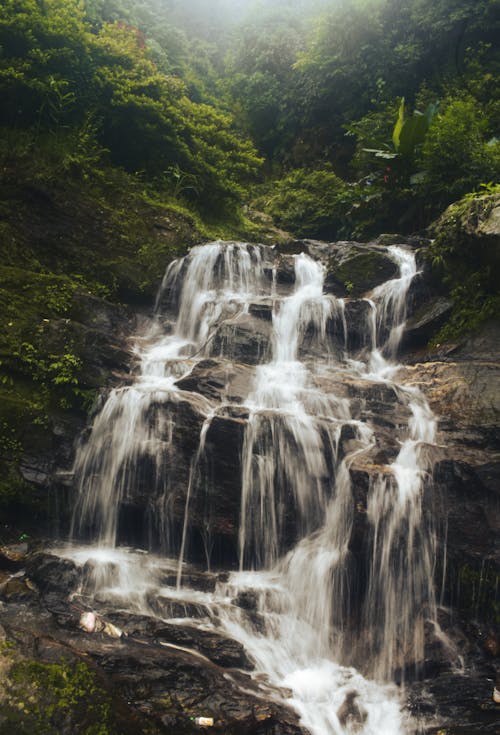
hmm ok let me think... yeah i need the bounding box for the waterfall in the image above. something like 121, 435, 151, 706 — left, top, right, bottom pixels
71, 241, 266, 550
67, 240, 438, 735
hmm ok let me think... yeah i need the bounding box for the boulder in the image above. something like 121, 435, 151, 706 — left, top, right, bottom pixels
343, 299, 375, 354
324, 242, 399, 297
26, 553, 80, 594
211, 314, 272, 365
396, 359, 500, 436
153, 622, 253, 670
175, 358, 254, 403
402, 297, 453, 350
430, 191, 500, 247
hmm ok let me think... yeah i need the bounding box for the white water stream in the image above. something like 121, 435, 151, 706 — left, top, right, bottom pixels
66, 240, 439, 735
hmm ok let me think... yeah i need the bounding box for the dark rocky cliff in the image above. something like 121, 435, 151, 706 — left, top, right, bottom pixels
1, 197, 499, 735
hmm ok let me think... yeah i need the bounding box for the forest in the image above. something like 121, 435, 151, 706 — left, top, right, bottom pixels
0, 3, 500, 734
0, 0, 499, 509
0, 0, 499, 504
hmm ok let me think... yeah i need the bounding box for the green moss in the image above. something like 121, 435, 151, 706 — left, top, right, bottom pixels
332, 251, 397, 297
427, 190, 500, 343
0, 127, 272, 520
0, 660, 115, 735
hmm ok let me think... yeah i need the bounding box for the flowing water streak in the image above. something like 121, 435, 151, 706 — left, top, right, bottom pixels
225, 249, 412, 734
356, 247, 438, 681
220, 245, 437, 734
176, 412, 214, 589
239, 254, 341, 569
363, 388, 437, 681
68, 241, 439, 735
71, 241, 267, 550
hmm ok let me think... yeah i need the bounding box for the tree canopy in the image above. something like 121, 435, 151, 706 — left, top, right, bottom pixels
0, 0, 262, 215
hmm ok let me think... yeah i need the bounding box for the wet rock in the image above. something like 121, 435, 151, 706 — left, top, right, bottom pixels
274, 239, 312, 256
337, 690, 368, 732
97, 390, 211, 546
0, 575, 38, 602
408, 663, 500, 732
396, 358, 500, 435
432, 460, 500, 560
248, 300, 274, 321
70, 631, 306, 735
175, 358, 254, 403
374, 234, 431, 249
405, 270, 435, 316
402, 297, 453, 350
211, 314, 272, 365
233, 590, 259, 611
26, 553, 80, 594
159, 571, 218, 593
324, 242, 399, 297
420, 615, 471, 678
275, 255, 296, 285
153, 622, 253, 669
429, 460, 500, 624
343, 299, 375, 354
0, 542, 29, 571
43, 590, 88, 628
146, 593, 211, 620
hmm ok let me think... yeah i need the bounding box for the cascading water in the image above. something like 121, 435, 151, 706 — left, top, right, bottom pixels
71, 241, 267, 550
65, 239, 439, 735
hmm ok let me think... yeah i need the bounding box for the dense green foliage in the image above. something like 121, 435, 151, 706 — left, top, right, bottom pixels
427, 186, 500, 342
0, 0, 266, 510
1, 658, 114, 735
256, 0, 500, 235
0, 0, 261, 215
1, 0, 499, 515
263, 166, 360, 238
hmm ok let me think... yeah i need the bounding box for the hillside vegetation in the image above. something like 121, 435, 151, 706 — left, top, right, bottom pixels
1, 0, 499, 517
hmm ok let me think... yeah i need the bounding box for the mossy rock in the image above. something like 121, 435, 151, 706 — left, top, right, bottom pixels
325, 245, 399, 297
426, 190, 500, 342
0, 653, 112, 735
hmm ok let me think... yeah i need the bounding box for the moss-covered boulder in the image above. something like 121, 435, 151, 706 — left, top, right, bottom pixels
324, 242, 399, 297
426, 190, 500, 342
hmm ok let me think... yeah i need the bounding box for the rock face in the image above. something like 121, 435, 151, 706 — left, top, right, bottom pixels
210, 314, 273, 365
401, 296, 453, 349
431, 190, 500, 247
5, 290, 137, 540
0, 550, 307, 735
7, 236, 500, 735
397, 320, 500, 633
322, 241, 400, 297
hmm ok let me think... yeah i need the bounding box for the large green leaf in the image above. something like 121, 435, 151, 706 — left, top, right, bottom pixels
392, 97, 405, 151
398, 112, 429, 156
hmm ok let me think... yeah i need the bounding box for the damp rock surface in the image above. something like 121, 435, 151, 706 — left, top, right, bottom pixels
7, 239, 500, 735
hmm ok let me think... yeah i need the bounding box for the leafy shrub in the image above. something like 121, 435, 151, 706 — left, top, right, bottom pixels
265, 166, 360, 239
419, 95, 500, 205
0, 0, 262, 216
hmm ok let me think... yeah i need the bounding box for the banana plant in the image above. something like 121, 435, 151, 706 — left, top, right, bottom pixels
364, 97, 438, 160
392, 97, 439, 156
